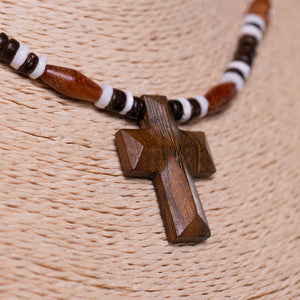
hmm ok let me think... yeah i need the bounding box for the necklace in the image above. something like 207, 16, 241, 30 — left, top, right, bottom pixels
0, 0, 271, 243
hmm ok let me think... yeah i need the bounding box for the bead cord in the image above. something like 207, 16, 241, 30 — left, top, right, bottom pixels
0, 0, 271, 124
0, 32, 46, 79
167, 0, 271, 122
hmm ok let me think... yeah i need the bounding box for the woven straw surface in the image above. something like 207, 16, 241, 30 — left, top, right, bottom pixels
0, 0, 299, 299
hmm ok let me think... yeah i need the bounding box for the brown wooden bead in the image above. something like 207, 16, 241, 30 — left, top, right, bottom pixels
0, 33, 8, 54
205, 82, 237, 114
248, 0, 271, 25
0, 38, 19, 64
106, 89, 127, 113
18, 52, 39, 75
41, 65, 102, 102
116, 95, 215, 242
125, 96, 146, 120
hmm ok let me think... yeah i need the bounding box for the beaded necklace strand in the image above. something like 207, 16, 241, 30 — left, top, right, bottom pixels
0, 0, 272, 243
0, 0, 271, 124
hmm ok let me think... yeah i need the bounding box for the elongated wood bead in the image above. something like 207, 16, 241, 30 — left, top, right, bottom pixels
248, 0, 272, 25
205, 82, 237, 114
41, 65, 102, 102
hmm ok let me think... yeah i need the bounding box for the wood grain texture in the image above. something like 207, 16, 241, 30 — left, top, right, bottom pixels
116, 95, 215, 242
205, 82, 237, 114
41, 65, 102, 102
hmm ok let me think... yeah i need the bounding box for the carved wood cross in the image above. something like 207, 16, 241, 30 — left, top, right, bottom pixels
115, 95, 216, 243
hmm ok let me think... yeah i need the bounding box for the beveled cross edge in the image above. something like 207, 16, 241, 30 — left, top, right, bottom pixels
115, 95, 216, 243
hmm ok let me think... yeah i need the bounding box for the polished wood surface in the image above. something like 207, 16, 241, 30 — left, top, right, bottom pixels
116, 95, 215, 242
248, 0, 271, 25
206, 82, 237, 114
41, 65, 102, 102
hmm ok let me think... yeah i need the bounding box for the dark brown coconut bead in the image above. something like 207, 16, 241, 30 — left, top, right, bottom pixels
0, 33, 9, 54
233, 35, 258, 66
126, 96, 146, 120
41, 65, 102, 102
169, 100, 184, 121
106, 89, 127, 113
188, 98, 201, 119
1, 38, 19, 64
18, 52, 39, 75
205, 82, 237, 114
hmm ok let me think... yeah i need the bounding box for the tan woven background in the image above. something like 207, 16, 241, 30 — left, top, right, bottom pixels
0, 0, 299, 299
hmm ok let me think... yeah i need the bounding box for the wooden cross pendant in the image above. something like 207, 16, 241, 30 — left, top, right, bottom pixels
115, 95, 216, 243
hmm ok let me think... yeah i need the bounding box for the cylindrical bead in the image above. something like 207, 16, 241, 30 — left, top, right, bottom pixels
126, 96, 146, 120
205, 82, 237, 114
10, 44, 30, 69
169, 100, 184, 121
191, 95, 209, 118
18, 52, 39, 75
176, 98, 192, 123
106, 89, 127, 113
188, 98, 201, 119
233, 34, 257, 66
226, 61, 251, 80
41, 65, 102, 102
0, 33, 9, 54
119, 90, 134, 115
244, 14, 266, 33
0, 38, 20, 64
